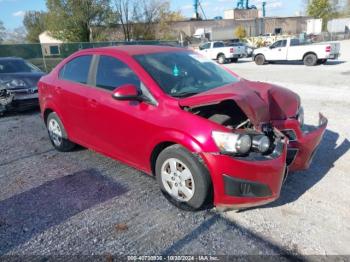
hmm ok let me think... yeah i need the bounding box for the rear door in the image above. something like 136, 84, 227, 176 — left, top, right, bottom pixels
55, 55, 93, 143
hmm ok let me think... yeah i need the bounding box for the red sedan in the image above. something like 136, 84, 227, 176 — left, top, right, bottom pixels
38, 45, 327, 210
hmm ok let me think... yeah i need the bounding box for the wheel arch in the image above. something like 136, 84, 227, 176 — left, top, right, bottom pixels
303, 51, 318, 60
148, 132, 205, 176
254, 53, 265, 59
217, 52, 225, 59
42, 104, 71, 139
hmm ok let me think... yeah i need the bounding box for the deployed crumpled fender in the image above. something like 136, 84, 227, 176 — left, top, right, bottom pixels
179, 80, 300, 127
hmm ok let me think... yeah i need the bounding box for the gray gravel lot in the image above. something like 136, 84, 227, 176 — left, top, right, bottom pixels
0, 40, 350, 257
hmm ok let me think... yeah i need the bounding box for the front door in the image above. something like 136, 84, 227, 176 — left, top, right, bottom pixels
85, 55, 158, 167
266, 40, 288, 61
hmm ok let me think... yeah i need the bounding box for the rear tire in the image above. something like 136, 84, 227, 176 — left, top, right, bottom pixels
155, 145, 212, 211
254, 54, 266, 65
303, 53, 317, 66
46, 112, 75, 152
217, 54, 226, 64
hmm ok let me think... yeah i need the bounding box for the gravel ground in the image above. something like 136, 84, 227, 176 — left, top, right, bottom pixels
0, 40, 349, 257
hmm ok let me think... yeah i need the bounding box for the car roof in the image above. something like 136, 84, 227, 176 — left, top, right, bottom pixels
81, 45, 188, 56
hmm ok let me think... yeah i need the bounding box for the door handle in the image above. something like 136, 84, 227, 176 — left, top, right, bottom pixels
278, 48, 282, 51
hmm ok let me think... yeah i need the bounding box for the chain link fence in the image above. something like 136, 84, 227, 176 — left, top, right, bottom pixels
0, 40, 179, 72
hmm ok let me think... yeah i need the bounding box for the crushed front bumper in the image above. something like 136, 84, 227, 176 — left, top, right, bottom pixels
273, 113, 328, 171
200, 140, 288, 209
0, 90, 39, 113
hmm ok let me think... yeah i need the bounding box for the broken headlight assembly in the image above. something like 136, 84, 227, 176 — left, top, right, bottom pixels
212, 131, 271, 155
0, 87, 14, 113
4, 79, 27, 89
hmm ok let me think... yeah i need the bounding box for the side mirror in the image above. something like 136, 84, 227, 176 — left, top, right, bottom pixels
112, 84, 142, 101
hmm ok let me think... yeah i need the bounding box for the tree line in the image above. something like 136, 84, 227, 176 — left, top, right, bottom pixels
1, 0, 350, 44
1, 0, 184, 44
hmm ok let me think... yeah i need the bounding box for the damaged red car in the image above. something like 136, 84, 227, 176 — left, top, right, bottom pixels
38, 46, 327, 210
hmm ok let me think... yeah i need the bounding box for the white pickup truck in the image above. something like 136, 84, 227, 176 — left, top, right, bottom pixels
253, 38, 341, 66
197, 41, 245, 64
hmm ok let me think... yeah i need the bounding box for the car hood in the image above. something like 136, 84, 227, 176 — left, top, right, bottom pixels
253, 47, 269, 53
0, 72, 45, 89
179, 80, 300, 127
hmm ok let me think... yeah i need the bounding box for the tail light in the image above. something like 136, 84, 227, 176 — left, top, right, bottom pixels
230, 48, 235, 53
326, 46, 331, 52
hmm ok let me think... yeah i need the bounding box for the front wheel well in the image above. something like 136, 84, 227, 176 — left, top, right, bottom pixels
150, 142, 176, 176
254, 53, 264, 59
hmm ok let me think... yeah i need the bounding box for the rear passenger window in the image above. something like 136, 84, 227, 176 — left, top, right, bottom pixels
96, 56, 140, 91
290, 39, 300, 46
59, 55, 92, 84
213, 42, 224, 48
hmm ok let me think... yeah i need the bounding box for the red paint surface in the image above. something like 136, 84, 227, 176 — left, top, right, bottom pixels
39, 46, 327, 207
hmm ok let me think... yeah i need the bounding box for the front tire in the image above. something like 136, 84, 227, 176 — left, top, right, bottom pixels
217, 54, 226, 64
47, 112, 75, 152
254, 54, 266, 65
303, 53, 317, 66
155, 145, 211, 210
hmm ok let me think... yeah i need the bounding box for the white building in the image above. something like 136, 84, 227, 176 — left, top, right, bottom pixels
39, 31, 63, 56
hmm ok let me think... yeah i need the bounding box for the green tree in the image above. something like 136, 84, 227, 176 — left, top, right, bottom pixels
157, 3, 185, 40
234, 25, 247, 40
132, 0, 182, 40
23, 11, 47, 43
45, 0, 113, 42
307, 0, 335, 31
0, 20, 6, 43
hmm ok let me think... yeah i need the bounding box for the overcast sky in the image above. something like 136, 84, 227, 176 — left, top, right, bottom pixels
0, 0, 304, 30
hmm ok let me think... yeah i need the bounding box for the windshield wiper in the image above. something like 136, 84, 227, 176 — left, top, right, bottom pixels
171, 92, 199, 98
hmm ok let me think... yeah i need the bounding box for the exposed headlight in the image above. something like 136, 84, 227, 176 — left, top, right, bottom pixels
252, 135, 271, 153
5, 79, 27, 88
212, 131, 252, 154
297, 106, 304, 127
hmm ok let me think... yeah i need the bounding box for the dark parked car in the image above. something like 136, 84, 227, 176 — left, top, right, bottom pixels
0, 57, 45, 114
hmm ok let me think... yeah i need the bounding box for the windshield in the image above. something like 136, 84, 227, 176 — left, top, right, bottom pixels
134, 51, 239, 98
0, 59, 41, 73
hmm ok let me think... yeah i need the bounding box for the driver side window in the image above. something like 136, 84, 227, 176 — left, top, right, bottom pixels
199, 43, 210, 50
271, 40, 287, 48
96, 56, 140, 91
